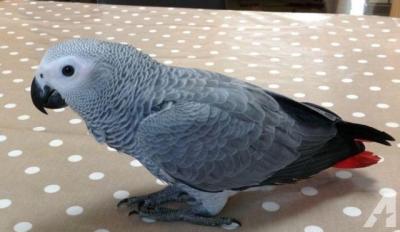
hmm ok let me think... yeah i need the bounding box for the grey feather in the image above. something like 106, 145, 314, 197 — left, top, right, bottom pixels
39, 39, 379, 193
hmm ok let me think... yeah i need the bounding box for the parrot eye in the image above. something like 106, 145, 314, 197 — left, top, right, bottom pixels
62, 65, 75, 77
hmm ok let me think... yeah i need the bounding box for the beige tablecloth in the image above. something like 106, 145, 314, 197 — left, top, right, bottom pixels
0, 1, 399, 232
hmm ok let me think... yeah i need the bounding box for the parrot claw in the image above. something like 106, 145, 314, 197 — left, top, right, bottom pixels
117, 198, 129, 208
221, 219, 241, 230
128, 209, 138, 216
117, 186, 188, 210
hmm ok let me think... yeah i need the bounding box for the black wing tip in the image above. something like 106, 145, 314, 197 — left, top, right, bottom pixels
382, 132, 395, 141
377, 131, 395, 146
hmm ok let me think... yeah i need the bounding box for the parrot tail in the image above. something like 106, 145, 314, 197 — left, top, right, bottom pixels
336, 121, 395, 146
333, 151, 381, 168
333, 121, 395, 169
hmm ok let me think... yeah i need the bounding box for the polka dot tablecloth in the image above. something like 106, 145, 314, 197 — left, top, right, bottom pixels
0, 1, 399, 232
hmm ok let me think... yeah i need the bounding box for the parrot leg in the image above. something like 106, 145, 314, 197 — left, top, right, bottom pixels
134, 205, 241, 229
117, 185, 190, 210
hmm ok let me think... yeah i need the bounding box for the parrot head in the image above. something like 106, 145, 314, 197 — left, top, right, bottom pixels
30, 38, 151, 115
31, 38, 108, 114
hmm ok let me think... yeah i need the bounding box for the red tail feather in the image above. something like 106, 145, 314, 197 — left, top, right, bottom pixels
334, 151, 381, 169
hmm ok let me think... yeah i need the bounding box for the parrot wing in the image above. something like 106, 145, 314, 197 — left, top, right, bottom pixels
134, 80, 340, 192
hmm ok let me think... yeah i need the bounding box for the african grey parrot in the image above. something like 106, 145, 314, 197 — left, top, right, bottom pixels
30, 38, 394, 228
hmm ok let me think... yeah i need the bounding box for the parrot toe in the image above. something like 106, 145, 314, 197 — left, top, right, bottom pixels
131, 205, 240, 228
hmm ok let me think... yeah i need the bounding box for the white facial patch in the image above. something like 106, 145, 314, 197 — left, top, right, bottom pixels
38, 55, 95, 94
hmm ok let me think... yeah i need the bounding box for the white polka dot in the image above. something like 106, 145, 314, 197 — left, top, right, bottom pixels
0, 134, 7, 142
343, 206, 362, 217
301, 187, 318, 196
346, 94, 358, 100
89, 172, 105, 180
142, 217, 156, 223
2, 70, 12, 75
205, 62, 214, 66
24, 166, 40, 175
294, 93, 305, 98
269, 70, 280, 75
163, 60, 173, 65
269, 57, 280, 62
352, 112, 365, 118
49, 139, 63, 147
262, 201, 280, 212
318, 86, 330, 91
321, 102, 333, 107
53, 108, 65, 112
107, 146, 116, 152
94, 229, 109, 232
8, 150, 22, 157
44, 184, 60, 193
156, 179, 168, 185
113, 190, 129, 200
291, 64, 303, 69
335, 170, 352, 179
13, 79, 24, 83
4, 103, 16, 109
379, 188, 397, 198
33, 126, 46, 132
385, 122, 399, 128
369, 86, 381, 91
268, 84, 280, 89
0, 199, 12, 209
315, 71, 326, 76
363, 72, 374, 76
69, 118, 82, 124
66, 206, 84, 216
392, 79, 400, 84
293, 77, 304, 82
17, 115, 30, 120
13, 222, 32, 232
376, 103, 389, 109
68, 155, 82, 162
357, 59, 368, 64
377, 54, 387, 59
334, 53, 344, 58
130, 159, 143, 167
342, 78, 353, 83
245, 76, 256, 81
224, 69, 234, 73
384, 66, 394, 71
304, 225, 323, 232
221, 222, 240, 230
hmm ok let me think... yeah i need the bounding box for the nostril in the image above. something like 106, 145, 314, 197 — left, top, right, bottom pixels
39, 73, 43, 78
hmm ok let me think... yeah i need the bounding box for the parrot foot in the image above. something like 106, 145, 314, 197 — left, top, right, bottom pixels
135, 205, 241, 229
117, 185, 191, 211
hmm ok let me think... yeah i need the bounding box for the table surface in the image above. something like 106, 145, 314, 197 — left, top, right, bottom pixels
0, 1, 399, 232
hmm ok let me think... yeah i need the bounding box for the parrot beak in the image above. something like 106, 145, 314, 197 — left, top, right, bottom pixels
31, 78, 67, 115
